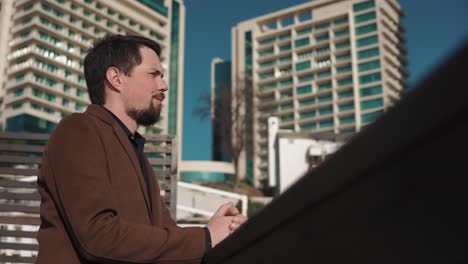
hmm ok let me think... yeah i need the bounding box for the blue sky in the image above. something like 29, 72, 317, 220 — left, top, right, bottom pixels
181, 0, 468, 161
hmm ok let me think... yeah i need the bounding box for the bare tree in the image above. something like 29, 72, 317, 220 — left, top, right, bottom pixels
193, 76, 250, 190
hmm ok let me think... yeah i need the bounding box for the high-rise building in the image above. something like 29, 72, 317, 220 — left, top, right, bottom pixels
0, 0, 185, 147
210, 58, 232, 162
231, 0, 408, 187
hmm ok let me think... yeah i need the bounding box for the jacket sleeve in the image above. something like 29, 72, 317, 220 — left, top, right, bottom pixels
43, 114, 206, 264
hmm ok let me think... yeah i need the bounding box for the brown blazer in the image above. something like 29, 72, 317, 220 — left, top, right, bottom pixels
36, 105, 206, 264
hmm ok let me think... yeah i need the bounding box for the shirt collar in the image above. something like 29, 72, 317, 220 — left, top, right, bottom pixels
99, 105, 146, 144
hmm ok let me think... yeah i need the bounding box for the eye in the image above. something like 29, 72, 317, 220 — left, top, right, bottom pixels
150, 71, 163, 78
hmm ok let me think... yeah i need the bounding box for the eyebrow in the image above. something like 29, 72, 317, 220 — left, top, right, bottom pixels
149, 68, 165, 76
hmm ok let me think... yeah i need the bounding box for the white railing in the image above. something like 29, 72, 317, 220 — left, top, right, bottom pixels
177, 181, 248, 222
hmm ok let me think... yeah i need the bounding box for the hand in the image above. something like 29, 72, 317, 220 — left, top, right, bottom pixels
220, 202, 248, 234
229, 213, 248, 234
206, 202, 235, 247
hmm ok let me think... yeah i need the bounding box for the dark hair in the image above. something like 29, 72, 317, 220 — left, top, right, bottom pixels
84, 34, 161, 105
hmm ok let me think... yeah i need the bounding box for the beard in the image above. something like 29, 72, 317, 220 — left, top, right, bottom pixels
127, 101, 161, 127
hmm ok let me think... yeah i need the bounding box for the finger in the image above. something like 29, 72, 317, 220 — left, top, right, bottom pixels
213, 202, 234, 217
226, 206, 240, 216
233, 215, 247, 224
229, 222, 239, 231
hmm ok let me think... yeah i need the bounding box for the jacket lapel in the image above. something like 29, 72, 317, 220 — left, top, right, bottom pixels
85, 105, 153, 219
113, 127, 153, 219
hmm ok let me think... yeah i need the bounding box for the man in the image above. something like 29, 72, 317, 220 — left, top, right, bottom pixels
36, 35, 247, 263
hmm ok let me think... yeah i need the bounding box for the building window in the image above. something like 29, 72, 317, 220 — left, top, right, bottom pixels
318, 82, 332, 90
318, 95, 332, 103
297, 84, 312, 95
315, 22, 330, 31
360, 85, 382, 97
296, 61, 311, 71
15, 74, 25, 82
14, 89, 24, 97
358, 60, 380, 72
340, 116, 355, 124
75, 103, 85, 111
361, 98, 383, 110
299, 98, 316, 106
24, 4, 34, 11
77, 89, 85, 97
296, 27, 312, 36
334, 17, 348, 25
337, 65, 352, 74
335, 41, 350, 50
31, 103, 41, 110
45, 93, 56, 102
353, 0, 375, 12
337, 77, 353, 87
280, 103, 293, 110
335, 29, 349, 38
279, 43, 291, 52
336, 53, 351, 61
280, 90, 293, 98
13, 103, 23, 110
339, 103, 354, 112
32, 88, 43, 98
338, 90, 354, 99
359, 72, 381, 84
319, 107, 333, 116
20, 31, 31, 39
361, 109, 383, 123
301, 122, 316, 130
357, 35, 378, 48
295, 38, 310, 48
280, 114, 294, 123
280, 79, 293, 87
316, 34, 329, 42
44, 108, 55, 114
355, 11, 376, 24
356, 23, 377, 35
22, 17, 32, 25
358, 47, 379, 59
319, 119, 333, 128
298, 73, 314, 83
317, 70, 331, 79
300, 110, 315, 119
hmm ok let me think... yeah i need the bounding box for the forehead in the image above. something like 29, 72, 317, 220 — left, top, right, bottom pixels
138, 46, 162, 69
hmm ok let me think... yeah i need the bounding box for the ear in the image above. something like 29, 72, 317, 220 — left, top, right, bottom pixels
105, 67, 123, 92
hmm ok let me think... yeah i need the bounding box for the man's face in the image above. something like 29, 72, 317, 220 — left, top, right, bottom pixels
121, 46, 168, 127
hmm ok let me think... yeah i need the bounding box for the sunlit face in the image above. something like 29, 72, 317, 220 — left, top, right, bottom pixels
121, 46, 168, 127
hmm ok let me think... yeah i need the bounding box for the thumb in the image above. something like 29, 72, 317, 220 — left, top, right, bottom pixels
213, 202, 234, 217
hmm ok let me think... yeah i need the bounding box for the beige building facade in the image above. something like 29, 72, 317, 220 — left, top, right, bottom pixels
231, 0, 408, 187
0, 0, 185, 151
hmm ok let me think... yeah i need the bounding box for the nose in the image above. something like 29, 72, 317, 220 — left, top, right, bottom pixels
157, 79, 168, 92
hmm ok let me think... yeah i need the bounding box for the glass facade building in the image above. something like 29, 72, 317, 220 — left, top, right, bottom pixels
231, 0, 408, 187
211, 58, 232, 163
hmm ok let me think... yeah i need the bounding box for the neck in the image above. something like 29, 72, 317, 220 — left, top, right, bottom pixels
102, 103, 138, 134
